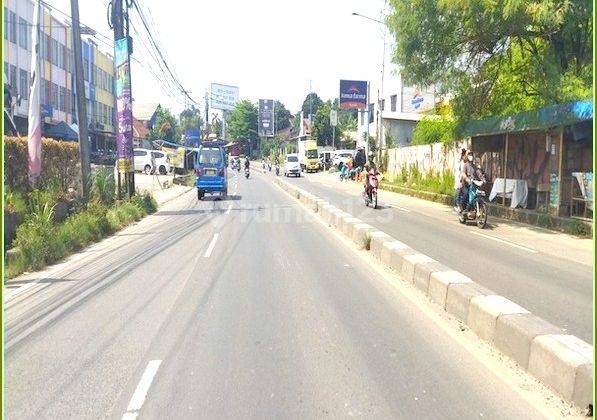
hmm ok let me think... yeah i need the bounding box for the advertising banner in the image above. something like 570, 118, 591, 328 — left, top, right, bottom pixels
259, 99, 275, 137
402, 85, 435, 113
211, 83, 239, 111
339, 80, 367, 109
114, 37, 133, 173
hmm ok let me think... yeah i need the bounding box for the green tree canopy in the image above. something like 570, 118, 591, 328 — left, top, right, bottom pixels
387, 0, 592, 119
301, 92, 324, 119
311, 102, 333, 146
226, 100, 258, 146
274, 100, 292, 131
178, 106, 203, 137
150, 106, 178, 141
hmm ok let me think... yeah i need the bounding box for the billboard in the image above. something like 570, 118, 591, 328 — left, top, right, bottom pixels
114, 37, 133, 173
259, 99, 275, 137
402, 85, 435, 113
339, 80, 368, 109
211, 83, 239, 111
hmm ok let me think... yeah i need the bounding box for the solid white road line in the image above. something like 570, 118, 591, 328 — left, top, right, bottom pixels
122, 360, 162, 420
204, 233, 220, 258
225, 204, 232, 215
470, 231, 538, 254
387, 204, 411, 212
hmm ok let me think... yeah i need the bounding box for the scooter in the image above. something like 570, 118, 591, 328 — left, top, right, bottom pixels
363, 170, 381, 209
245, 167, 250, 179
458, 180, 487, 228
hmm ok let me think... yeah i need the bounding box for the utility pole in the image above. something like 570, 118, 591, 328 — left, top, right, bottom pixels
70, 0, 91, 200
204, 90, 209, 136
109, 0, 134, 197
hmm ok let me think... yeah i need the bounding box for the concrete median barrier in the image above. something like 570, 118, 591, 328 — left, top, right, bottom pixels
413, 261, 451, 295
528, 334, 593, 409
428, 271, 473, 309
379, 240, 410, 267
494, 313, 561, 369
274, 174, 594, 410
445, 282, 494, 323
341, 217, 362, 238
467, 295, 530, 342
401, 254, 437, 284
369, 231, 393, 261
351, 223, 375, 249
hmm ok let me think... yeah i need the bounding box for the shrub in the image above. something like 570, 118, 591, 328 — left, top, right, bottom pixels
7, 191, 157, 278
411, 117, 456, 146
4, 187, 28, 215
4, 136, 80, 192
91, 168, 116, 205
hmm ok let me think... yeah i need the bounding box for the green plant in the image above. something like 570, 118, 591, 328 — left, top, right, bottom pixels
91, 168, 116, 205
4, 188, 28, 215
411, 117, 456, 146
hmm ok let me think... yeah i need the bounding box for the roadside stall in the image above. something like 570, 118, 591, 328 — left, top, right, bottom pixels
464, 101, 593, 219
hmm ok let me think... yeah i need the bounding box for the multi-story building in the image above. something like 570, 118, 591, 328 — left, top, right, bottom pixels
4, 0, 74, 135
3, 0, 116, 153
83, 38, 116, 153
356, 62, 441, 149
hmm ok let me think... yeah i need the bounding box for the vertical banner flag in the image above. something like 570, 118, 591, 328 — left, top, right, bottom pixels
27, 1, 42, 181
114, 37, 133, 173
259, 99, 275, 137
339, 80, 368, 109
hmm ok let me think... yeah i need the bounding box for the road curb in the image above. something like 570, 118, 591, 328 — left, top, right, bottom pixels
272, 175, 593, 411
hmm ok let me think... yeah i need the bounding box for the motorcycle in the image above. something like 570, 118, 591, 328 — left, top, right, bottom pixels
245, 167, 250, 179
458, 180, 488, 228
363, 169, 381, 209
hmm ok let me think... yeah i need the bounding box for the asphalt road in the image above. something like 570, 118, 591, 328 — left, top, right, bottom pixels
281, 171, 593, 343
4, 169, 567, 419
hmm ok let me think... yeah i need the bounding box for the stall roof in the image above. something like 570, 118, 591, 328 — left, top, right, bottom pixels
464, 100, 593, 138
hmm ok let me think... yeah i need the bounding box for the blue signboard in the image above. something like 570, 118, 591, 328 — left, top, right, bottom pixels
339, 80, 368, 110
41, 104, 53, 118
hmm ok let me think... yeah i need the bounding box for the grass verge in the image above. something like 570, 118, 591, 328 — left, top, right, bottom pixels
6, 192, 157, 279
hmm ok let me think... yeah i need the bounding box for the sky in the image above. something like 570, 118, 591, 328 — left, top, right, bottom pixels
48, 0, 391, 115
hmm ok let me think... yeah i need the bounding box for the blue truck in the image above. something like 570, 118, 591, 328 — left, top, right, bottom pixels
195, 144, 228, 200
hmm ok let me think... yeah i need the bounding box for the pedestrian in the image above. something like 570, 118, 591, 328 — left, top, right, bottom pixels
454, 148, 467, 212
150, 151, 157, 175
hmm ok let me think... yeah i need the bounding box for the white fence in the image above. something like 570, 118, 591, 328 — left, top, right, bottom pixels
386, 140, 469, 176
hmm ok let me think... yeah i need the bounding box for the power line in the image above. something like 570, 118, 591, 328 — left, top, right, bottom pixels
130, 0, 198, 107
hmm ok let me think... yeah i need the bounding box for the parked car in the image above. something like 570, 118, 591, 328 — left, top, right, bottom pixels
133, 148, 170, 174
284, 154, 301, 177
332, 150, 356, 167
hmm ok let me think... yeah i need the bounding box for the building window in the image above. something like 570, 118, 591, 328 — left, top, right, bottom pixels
381, 99, 385, 111
52, 83, 58, 109
9, 64, 17, 96
83, 59, 89, 81
43, 79, 51, 106
9, 11, 17, 43
390, 95, 397, 112
3, 8, 7, 40
19, 69, 29, 99
368, 104, 374, 124
19, 17, 28, 49
46, 34, 52, 61
59, 86, 66, 112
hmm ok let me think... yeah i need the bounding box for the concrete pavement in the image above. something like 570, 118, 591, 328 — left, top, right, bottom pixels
281, 171, 593, 343
4, 169, 578, 419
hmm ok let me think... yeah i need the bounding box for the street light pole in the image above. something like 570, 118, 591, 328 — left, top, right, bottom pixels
352, 10, 386, 164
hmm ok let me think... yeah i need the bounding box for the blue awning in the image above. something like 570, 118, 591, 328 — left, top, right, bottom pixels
43, 121, 78, 141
